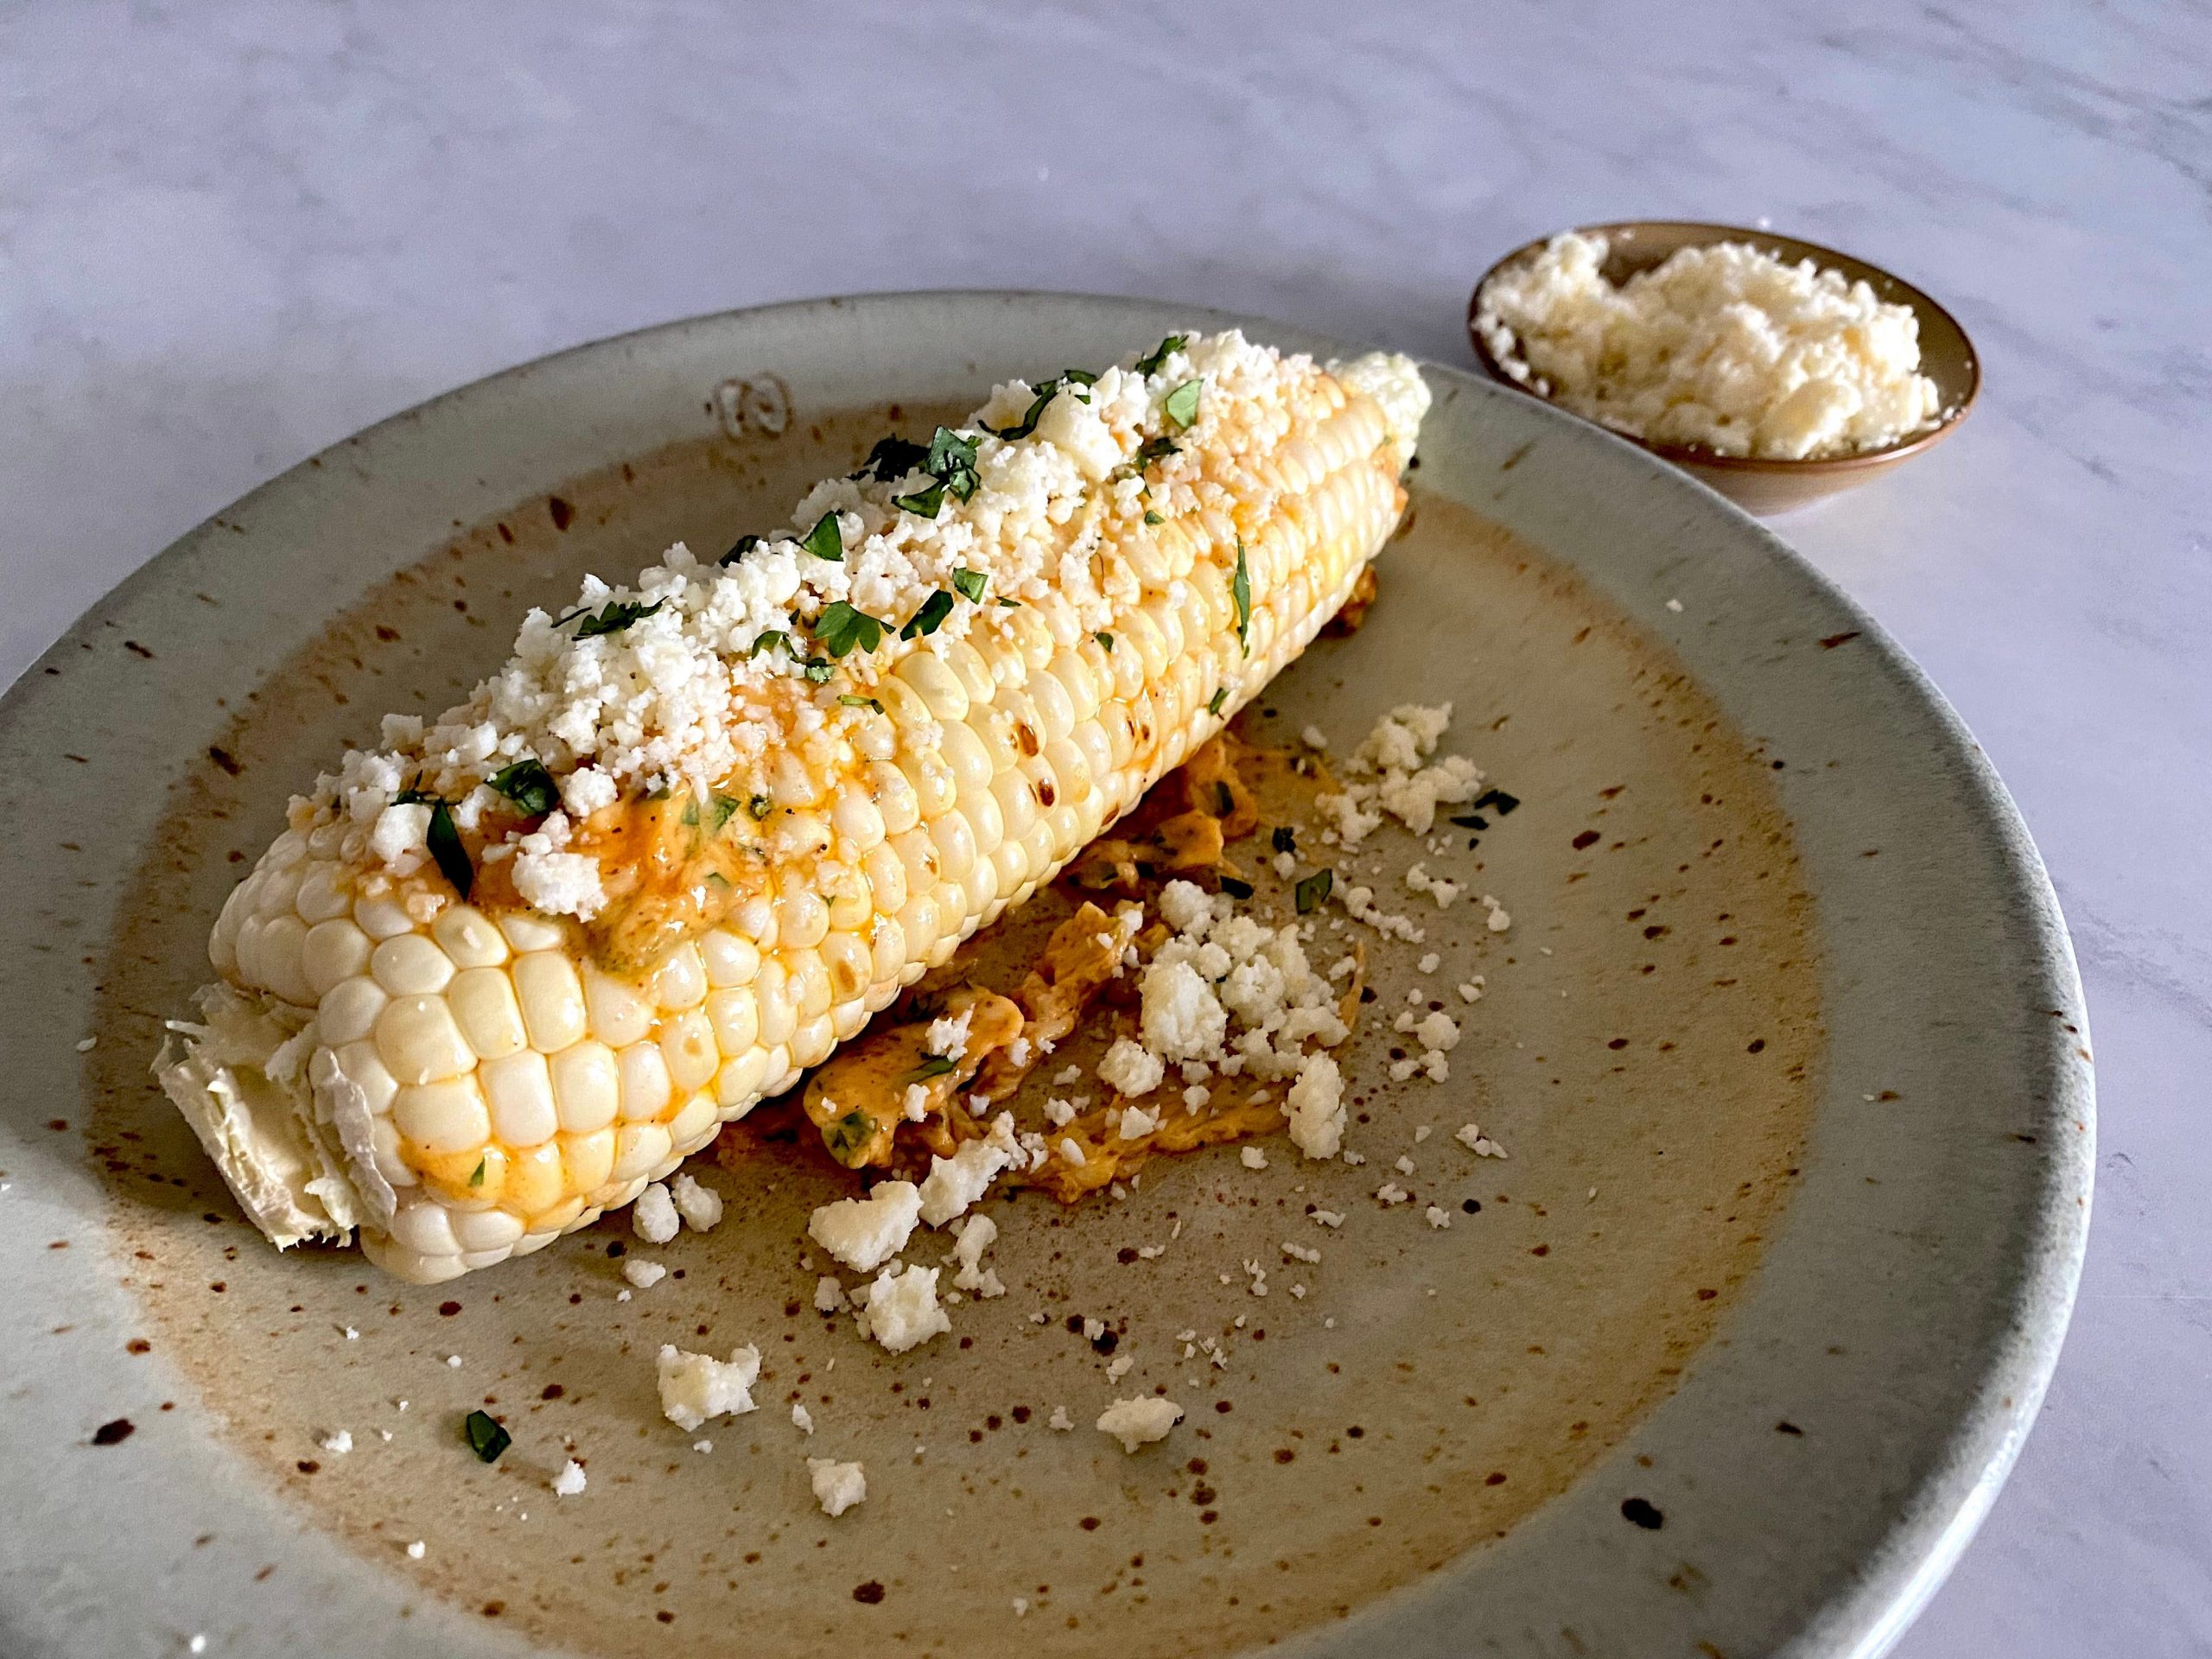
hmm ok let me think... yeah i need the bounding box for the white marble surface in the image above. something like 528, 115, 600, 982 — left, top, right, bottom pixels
2, 2, 2203, 1651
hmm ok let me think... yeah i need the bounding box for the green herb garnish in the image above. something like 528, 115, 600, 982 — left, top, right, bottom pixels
1231, 538, 1251, 656
1144, 509, 1165, 526
426, 801, 472, 900
467, 1157, 486, 1187
800, 512, 843, 562
462, 1409, 510, 1463
1134, 334, 1188, 376
814, 601, 885, 658
1219, 876, 1254, 900
720, 534, 761, 567
988, 373, 1093, 442
1471, 787, 1522, 816
747, 794, 772, 820
900, 590, 956, 640
899, 1054, 959, 1084
1271, 826, 1295, 855
1095, 632, 1115, 652
486, 759, 558, 817
893, 479, 946, 518
925, 426, 982, 500
823, 1109, 877, 1166
1163, 378, 1202, 430
1206, 688, 1228, 716
1131, 435, 1179, 471
567, 599, 665, 639
709, 794, 743, 832
951, 568, 988, 602
839, 694, 886, 714
1447, 812, 1489, 831
1294, 868, 1333, 914
799, 658, 836, 683
997, 596, 1022, 607
860, 435, 931, 482
748, 630, 791, 660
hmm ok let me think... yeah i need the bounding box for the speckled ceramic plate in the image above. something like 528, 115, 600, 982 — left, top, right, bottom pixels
0, 293, 2090, 1659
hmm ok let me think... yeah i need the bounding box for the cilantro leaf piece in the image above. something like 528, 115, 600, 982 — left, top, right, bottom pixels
951, 568, 988, 602
926, 426, 982, 500
720, 534, 761, 567
571, 599, 665, 639
486, 759, 559, 817
462, 1410, 510, 1463
426, 801, 472, 900
1143, 509, 1165, 526
1271, 825, 1296, 855
899, 1054, 960, 1084
1132, 435, 1179, 471
1231, 539, 1252, 656
861, 435, 931, 482
1471, 787, 1522, 816
892, 478, 947, 518
800, 658, 836, 683
1095, 632, 1115, 652
814, 601, 884, 658
747, 630, 791, 660
799, 512, 843, 562
747, 794, 772, 820
1163, 378, 1202, 430
900, 589, 956, 640
1219, 877, 1254, 900
1447, 812, 1489, 831
1206, 688, 1228, 716
838, 694, 886, 714
1294, 868, 1333, 914
709, 794, 743, 833
1134, 333, 1189, 376
467, 1157, 486, 1188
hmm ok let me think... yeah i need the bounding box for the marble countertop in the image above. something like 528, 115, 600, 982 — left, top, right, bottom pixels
3, 3, 2202, 1651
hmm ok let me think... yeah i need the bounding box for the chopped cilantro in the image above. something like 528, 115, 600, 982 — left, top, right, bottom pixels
814, 601, 884, 658
1294, 868, 1334, 914
996, 596, 1022, 607
1471, 788, 1521, 816
899, 1054, 959, 1084
799, 511, 843, 562
823, 1109, 877, 1165
860, 434, 931, 481
988, 373, 1093, 442
839, 694, 886, 715
426, 801, 472, 901
462, 1410, 510, 1463
748, 630, 791, 660
1095, 632, 1115, 652
1132, 435, 1179, 471
1134, 333, 1188, 376
1215, 781, 1236, 815
800, 658, 836, 683
1163, 378, 1202, 430
1219, 876, 1254, 900
1206, 688, 1228, 716
1144, 509, 1165, 526
1448, 812, 1490, 831
1231, 539, 1252, 656
709, 794, 742, 832
892, 478, 946, 518
1271, 825, 1295, 854
900, 589, 956, 640
925, 426, 982, 500
467, 1157, 486, 1188
679, 797, 699, 828
747, 794, 772, 820
569, 599, 665, 639
720, 534, 761, 567
951, 567, 988, 602
486, 759, 558, 817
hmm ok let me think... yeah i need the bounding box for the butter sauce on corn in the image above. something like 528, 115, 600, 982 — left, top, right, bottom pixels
156, 332, 1430, 1282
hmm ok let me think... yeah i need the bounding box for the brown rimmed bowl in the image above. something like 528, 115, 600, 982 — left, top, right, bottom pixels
1468, 219, 1981, 515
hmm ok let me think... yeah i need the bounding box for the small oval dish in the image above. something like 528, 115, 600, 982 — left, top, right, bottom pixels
1468, 219, 1980, 515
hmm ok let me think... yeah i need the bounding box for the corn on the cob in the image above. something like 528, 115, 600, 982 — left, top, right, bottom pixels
156, 331, 1430, 1282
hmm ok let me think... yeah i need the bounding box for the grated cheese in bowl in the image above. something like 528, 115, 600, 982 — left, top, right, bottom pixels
1475, 230, 1942, 461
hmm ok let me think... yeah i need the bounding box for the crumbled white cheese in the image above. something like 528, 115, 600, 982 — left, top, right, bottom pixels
669, 1172, 724, 1232
1300, 724, 1329, 750
1311, 1208, 1344, 1228
916, 1112, 1020, 1225
632, 1181, 680, 1244
859, 1263, 950, 1353
1481, 895, 1512, 932
1096, 1396, 1184, 1452
319, 1429, 353, 1455
925, 1007, 975, 1064
1098, 1036, 1166, 1097
791, 1402, 816, 1435
814, 1274, 843, 1313
551, 1459, 588, 1496
656, 1344, 760, 1432
622, 1258, 666, 1290
1405, 863, 1462, 909
1048, 1405, 1075, 1431
1052, 1064, 1084, 1087
1425, 1205, 1452, 1230
1455, 1122, 1509, 1159
1283, 1052, 1346, 1160
405, 1541, 426, 1560
1239, 1146, 1268, 1171
1376, 1183, 1411, 1205
1474, 230, 1942, 460
807, 1458, 867, 1517
1458, 980, 1485, 1003
1118, 1105, 1159, 1140
1282, 1240, 1321, 1263
951, 1212, 1007, 1298
1317, 703, 1483, 849
808, 1181, 923, 1272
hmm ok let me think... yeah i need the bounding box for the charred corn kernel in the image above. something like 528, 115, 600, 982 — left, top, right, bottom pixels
155, 334, 1428, 1281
